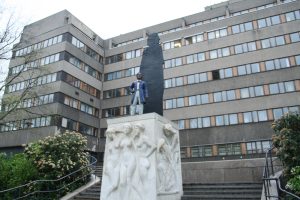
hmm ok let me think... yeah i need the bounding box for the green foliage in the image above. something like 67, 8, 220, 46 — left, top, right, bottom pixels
0, 153, 38, 190
24, 131, 91, 197
0, 131, 92, 199
272, 113, 300, 174
286, 166, 300, 196
0, 153, 10, 190
25, 131, 90, 179
272, 113, 300, 196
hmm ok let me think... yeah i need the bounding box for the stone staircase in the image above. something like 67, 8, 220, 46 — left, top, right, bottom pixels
181, 182, 262, 200
94, 164, 103, 177
70, 164, 262, 200
71, 165, 103, 200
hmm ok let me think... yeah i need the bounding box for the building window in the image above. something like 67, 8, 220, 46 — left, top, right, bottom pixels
163, 39, 181, 50
10, 53, 61, 76
15, 34, 63, 57
185, 34, 204, 45
207, 28, 227, 40
246, 140, 271, 154
234, 42, 256, 54
296, 55, 300, 65
212, 70, 220, 80
216, 115, 225, 126
191, 146, 212, 157
178, 120, 185, 130
210, 47, 230, 59
188, 96, 197, 106
257, 15, 281, 29
237, 63, 260, 75
202, 117, 211, 128
180, 148, 187, 158
176, 77, 183, 86
177, 98, 184, 107
218, 143, 241, 156
273, 106, 299, 120
219, 68, 233, 79
190, 118, 198, 129
285, 10, 300, 22
232, 22, 253, 34
213, 92, 222, 102
164, 58, 182, 68
261, 36, 285, 49
186, 53, 205, 64
258, 110, 268, 121
254, 86, 264, 96
265, 58, 290, 71
290, 32, 300, 43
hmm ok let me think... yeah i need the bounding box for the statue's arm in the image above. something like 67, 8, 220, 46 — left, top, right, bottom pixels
130, 82, 135, 93
143, 82, 149, 98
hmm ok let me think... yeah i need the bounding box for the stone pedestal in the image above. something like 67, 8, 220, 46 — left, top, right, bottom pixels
100, 113, 183, 200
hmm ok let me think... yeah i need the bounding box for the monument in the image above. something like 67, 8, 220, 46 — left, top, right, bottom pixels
139, 33, 164, 116
100, 113, 183, 200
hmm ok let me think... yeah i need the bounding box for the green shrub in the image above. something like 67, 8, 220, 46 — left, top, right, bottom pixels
0, 153, 10, 190
24, 131, 91, 196
0, 131, 91, 199
272, 113, 300, 196
272, 113, 300, 174
0, 153, 38, 190
286, 166, 300, 195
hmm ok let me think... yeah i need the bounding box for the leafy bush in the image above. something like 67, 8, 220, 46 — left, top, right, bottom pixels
0, 131, 91, 199
0, 153, 38, 190
24, 131, 91, 195
286, 166, 300, 196
272, 113, 300, 196
272, 113, 300, 174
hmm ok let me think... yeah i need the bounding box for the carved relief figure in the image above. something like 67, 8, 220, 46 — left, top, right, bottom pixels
103, 127, 121, 200
133, 123, 156, 186
157, 138, 176, 192
118, 123, 142, 200
163, 124, 180, 164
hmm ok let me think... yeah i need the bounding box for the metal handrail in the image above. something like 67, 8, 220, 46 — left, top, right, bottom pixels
262, 147, 300, 200
0, 155, 97, 200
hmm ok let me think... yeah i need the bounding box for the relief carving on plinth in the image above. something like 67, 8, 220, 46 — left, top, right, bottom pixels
102, 121, 180, 200
157, 124, 180, 194
103, 123, 155, 200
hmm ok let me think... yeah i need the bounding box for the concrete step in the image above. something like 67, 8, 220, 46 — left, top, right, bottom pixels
183, 185, 261, 190
184, 189, 262, 195
73, 196, 99, 200
94, 166, 103, 177
72, 183, 101, 200
182, 182, 262, 200
181, 194, 261, 200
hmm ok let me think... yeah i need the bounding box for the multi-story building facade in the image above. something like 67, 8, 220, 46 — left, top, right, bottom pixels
1, 0, 299, 181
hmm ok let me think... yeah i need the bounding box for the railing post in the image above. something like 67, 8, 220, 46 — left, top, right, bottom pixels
263, 178, 268, 199
275, 178, 280, 199
269, 149, 274, 176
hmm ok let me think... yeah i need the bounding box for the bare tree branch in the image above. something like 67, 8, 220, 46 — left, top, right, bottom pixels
0, 4, 49, 124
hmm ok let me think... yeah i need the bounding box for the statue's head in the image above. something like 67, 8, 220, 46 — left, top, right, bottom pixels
136, 72, 143, 80
147, 33, 160, 46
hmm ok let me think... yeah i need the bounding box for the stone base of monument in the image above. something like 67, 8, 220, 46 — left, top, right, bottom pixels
100, 113, 183, 200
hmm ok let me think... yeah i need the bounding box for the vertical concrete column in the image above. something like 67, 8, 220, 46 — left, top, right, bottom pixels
143, 30, 148, 39
108, 39, 112, 49
101, 113, 183, 200
225, 5, 230, 17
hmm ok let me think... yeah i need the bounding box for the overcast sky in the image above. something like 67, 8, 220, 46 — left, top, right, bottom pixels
0, 0, 226, 81
2, 0, 226, 39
